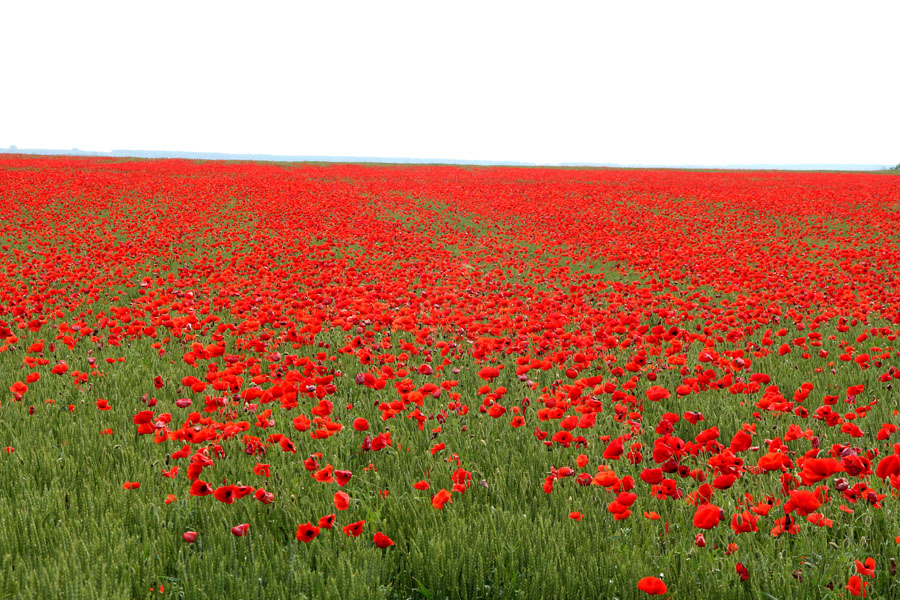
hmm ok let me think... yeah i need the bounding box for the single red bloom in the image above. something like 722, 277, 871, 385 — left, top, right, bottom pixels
335, 469, 353, 487
342, 520, 365, 538
334, 491, 350, 511
51, 362, 69, 375
189, 480, 214, 496
646, 386, 670, 402
132, 410, 154, 425
784, 489, 821, 516
314, 465, 334, 483
478, 366, 500, 381
730, 510, 760, 535
373, 531, 395, 548
318, 514, 336, 529
637, 576, 667, 595
432, 489, 452, 509
253, 488, 274, 504
279, 436, 296, 454
213, 485, 237, 504
296, 522, 320, 543
855, 557, 875, 577
846, 574, 868, 597
233, 485, 254, 499
693, 503, 723, 529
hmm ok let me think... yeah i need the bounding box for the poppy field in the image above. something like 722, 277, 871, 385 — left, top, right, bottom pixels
3, 155, 900, 599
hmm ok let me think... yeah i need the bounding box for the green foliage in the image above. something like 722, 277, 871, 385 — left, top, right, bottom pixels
1, 313, 899, 599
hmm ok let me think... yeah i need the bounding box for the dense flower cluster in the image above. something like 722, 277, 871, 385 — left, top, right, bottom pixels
2, 156, 899, 595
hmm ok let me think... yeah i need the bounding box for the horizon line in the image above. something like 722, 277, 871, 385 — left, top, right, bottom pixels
0, 146, 893, 171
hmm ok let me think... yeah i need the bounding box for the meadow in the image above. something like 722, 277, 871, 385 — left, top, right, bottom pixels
1, 155, 900, 599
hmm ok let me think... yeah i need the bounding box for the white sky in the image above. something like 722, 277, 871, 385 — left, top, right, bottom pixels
1, 1, 898, 166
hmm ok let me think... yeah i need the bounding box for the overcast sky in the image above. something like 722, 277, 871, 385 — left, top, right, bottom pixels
1, 1, 898, 166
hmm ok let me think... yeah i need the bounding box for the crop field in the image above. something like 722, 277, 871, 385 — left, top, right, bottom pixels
2, 155, 900, 599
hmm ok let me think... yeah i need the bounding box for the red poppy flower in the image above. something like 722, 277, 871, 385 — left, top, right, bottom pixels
730, 510, 759, 535
637, 576, 667, 595
334, 491, 350, 511
373, 531, 395, 548
189, 480, 214, 496
478, 366, 500, 381
342, 520, 365, 538
213, 485, 237, 504
318, 514, 336, 529
798, 457, 843, 485
855, 557, 875, 577
335, 469, 353, 487
278, 436, 296, 454
640, 468, 664, 485
51, 362, 69, 375
293, 414, 311, 432
807, 513, 833, 528
846, 574, 868, 597
314, 465, 334, 483
253, 488, 274, 504
132, 410, 154, 425
646, 386, 670, 402
784, 489, 821, 516
431, 489, 452, 509
693, 503, 723, 529
296, 522, 320, 543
